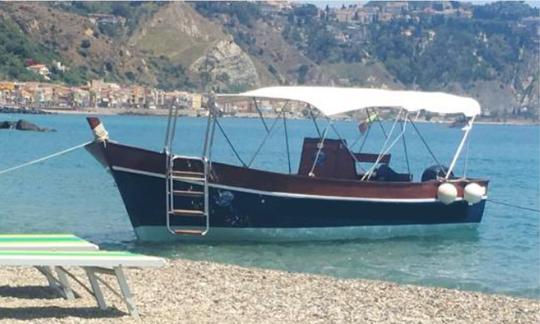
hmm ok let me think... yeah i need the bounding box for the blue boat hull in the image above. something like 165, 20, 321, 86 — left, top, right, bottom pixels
111, 168, 485, 241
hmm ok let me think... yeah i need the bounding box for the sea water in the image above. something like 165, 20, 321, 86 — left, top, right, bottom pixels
0, 113, 538, 299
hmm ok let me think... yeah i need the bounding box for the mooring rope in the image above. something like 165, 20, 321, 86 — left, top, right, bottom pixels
487, 199, 540, 213
2, 139, 538, 216
0, 141, 92, 176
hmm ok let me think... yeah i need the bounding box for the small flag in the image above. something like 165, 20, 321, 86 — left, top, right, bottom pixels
358, 112, 378, 134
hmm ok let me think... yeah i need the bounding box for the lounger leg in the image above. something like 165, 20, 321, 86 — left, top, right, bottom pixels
85, 268, 108, 310
55, 266, 75, 300
114, 266, 139, 319
36, 266, 59, 289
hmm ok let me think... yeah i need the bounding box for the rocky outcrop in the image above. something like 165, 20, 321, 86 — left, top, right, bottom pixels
0, 119, 55, 132
129, 2, 225, 67
190, 37, 260, 91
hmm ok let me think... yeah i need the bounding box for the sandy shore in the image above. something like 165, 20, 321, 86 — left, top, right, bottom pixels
0, 259, 538, 323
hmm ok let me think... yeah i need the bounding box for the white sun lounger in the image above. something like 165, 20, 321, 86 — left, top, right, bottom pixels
0, 248, 166, 318
0, 234, 100, 300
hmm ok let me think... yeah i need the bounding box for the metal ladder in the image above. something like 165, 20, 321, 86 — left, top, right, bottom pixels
164, 106, 210, 236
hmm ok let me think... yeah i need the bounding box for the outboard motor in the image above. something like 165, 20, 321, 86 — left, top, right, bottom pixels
421, 165, 454, 181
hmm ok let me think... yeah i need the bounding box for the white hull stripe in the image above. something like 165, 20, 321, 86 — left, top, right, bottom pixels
111, 165, 487, 203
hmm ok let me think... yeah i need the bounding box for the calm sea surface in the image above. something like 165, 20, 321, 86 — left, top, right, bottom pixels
0, 113, 538, 298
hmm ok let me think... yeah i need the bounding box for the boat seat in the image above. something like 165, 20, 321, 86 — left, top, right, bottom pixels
298, 138, 356, 179
297, 138, 392, 180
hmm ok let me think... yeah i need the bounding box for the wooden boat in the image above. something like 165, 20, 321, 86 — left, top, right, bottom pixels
85, 87, 488, 241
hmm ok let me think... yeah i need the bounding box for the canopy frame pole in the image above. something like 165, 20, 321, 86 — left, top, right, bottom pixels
361, 109, 404, 181
253, 98, 270, 134
163, 104, 174, 153
400, 115, 411, 175
308, 122, 331, 177
308, 107, 322, 137
204, 101, 218, 178
283, 108, 292, 174
351, 109, 375, 150
201, 100, 214, 158
166, 105, 179, 154
207, 113, 217, 177
462, 134, 471, 179
368, 107, 388, 139
247, 111, 283, 167
214, 117, 247, 167
407, 115, 444, 171
446, 116, 475, 180
353, 118, 372, 153
326, 118, 366, 172
362, 112, 410, 180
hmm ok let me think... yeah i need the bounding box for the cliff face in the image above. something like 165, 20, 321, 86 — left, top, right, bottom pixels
129, 2, 225, 67
190, 37, 259, 91
129, 2, 260, 91
0, 1, 538, 117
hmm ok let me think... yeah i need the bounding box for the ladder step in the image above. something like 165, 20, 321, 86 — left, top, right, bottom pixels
171, 176, 204, 182
174, 229, 205, 235
172, 171, 204, 177
173, 190, 204, 197
171, 209, 205, 217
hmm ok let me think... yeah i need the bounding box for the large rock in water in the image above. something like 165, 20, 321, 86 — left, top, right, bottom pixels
0, 121, 15, 129
0, 119, 55, 132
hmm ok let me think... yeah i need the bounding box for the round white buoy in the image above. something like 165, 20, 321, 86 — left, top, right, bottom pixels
464, 183, 486, 204
438, 182, 457, 205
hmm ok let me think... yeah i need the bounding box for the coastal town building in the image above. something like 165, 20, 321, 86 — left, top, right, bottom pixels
0, 80, 209, 112
26, 64, 51, 81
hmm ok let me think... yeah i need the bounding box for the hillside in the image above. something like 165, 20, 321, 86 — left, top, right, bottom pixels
0, 1, 538, 118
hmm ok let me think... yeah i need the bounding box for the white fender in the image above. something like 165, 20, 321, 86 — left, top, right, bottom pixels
438, 182, 457, 205
464, 183, 486, 204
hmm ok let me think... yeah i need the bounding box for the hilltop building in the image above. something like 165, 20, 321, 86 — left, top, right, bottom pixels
26, 64, 50, 81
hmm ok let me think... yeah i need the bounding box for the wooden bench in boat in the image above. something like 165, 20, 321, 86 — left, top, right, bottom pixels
0, 234, 166, 318
298, 138, 411, 181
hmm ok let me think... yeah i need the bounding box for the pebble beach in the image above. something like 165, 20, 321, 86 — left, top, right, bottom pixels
0, 259, 538, 323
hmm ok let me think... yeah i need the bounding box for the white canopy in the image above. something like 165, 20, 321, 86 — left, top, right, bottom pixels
218, 86, 481, 117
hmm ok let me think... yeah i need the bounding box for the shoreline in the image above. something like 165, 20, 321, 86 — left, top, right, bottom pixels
1, 106, 538, 126
0, 258, 538, 323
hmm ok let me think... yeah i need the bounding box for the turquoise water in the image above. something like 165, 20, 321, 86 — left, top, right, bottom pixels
0, 114, 538, 298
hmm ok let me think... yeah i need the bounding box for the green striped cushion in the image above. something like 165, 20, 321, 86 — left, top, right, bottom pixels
0, 234, 85, 243
0, 250, 137, 257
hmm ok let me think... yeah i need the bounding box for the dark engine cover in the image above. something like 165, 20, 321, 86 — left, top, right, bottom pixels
421, 165, 454, 181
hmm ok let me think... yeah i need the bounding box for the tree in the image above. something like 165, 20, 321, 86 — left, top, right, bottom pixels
297, 64, 309, 84
80, 39, 91, 49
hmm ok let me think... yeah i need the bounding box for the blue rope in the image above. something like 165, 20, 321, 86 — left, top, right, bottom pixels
487, 199, 540, 213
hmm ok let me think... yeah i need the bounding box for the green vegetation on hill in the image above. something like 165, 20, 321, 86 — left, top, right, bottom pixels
0, 17, 53, 81
277, 3, 538, 90
50, 1, 164, 35
0, 15, 88, 85
369, 15, 535, 88
473, 1, 538, 21
0, 1, 537, 118
194, 1, 262, 28
148, 56, 195, 91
